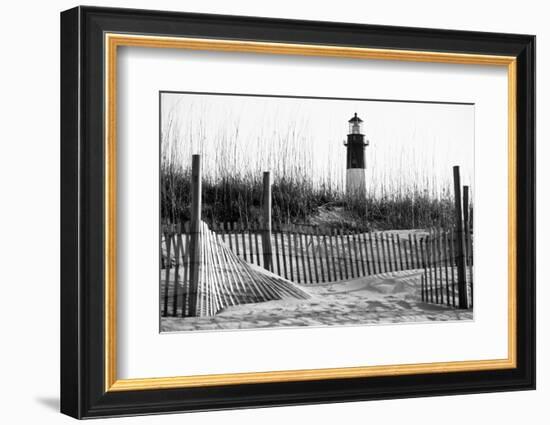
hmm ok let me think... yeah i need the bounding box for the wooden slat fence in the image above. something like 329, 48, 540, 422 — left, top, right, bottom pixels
161, 220, 432, 315
419, 227, 474, 309
161, 221, 474, 316
160, 221, 310, 317
210, 222, 429, 283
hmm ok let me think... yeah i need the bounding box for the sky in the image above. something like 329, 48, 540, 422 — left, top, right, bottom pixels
160, 92, 474, 198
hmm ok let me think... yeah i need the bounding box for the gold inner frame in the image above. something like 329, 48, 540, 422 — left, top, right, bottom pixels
104, 33, 517, 392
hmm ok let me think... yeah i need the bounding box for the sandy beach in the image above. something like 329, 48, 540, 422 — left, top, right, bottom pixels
161, 269, 472, 332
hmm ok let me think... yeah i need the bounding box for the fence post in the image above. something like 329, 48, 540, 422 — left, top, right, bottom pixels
463, 185, 473, 305
187, 155, 202, 317
453, 166, 469, 309
172, 223, 182, 317
261, 171, 273, 271
162, 226, 172, 317
181, 222, 191, 317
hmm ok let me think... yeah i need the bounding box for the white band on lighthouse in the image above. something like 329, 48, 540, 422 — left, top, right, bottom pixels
346, 169, 367, 196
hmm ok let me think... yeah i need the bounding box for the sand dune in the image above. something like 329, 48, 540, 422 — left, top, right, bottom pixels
161, 269, 472, 332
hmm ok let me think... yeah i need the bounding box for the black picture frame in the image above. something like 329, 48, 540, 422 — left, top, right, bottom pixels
60, 5, 535, 419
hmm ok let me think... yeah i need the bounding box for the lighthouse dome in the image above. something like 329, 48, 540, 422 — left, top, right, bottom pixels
348, 113, 363, 134
348, 112, 363, 123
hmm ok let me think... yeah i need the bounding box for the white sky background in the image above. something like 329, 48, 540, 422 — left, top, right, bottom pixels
161, 92, 474, 198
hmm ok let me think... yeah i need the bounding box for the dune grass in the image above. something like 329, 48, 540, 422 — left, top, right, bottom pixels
161, 111, 468, 231
161, 166, 460, 230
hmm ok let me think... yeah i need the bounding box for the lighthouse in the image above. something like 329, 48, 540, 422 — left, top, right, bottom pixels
344, 113, 369, 197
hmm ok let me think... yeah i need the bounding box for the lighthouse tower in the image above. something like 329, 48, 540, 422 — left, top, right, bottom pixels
344, 113, 369, 197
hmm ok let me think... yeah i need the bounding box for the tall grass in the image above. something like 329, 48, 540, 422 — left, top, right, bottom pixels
161, 165, 459, 230
161, 108, 468, 230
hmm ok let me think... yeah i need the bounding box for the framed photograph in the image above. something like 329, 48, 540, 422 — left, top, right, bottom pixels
60, 6, 535, 419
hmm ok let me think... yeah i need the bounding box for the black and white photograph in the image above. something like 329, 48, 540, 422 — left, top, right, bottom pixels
159, 92, 475, 332
51, 2, 539, 421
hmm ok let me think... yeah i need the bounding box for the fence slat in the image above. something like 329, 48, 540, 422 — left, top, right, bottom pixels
324, 232, 334, 282
337, 229, 347, 279
436, 229, 444, 305
350, 231, 360, 277
217, 222, 224, 242
389, 234, 396, 272
429, 229, 436, 303
273, 224, 281, 276
426, 236, 434, 303
206, 227, 226, 312
378, 233, 384, 273
163, 229, 172, 317
332, 229, 342, 280
344, 231, 354, 278
443, 229, 451, 306
305, 231, 314, 283
172, 225, 183, 316
357, 230, 366, 276
361, 232, 371, 276
421, 235, 428, 301
242, 223, 248, 263
405, 234, 411, 270
432, 231, 439, 303
420, 274, 426, 302
385, 233, 392, 272
463, 185, 473, 306
448, 229, 456, 307
299, 230, 309, 283
253, 222, 262, 267
181, 222, 191, 317
436, 228, 444, 304
396, 234, 404, 271
234, 223, 239, 258
368, 232, 376, 275
286, 229, 294, 282
413, 234, 420, 271
292, 231, 301, 283
246, 223, 253, 264
223, 222, 230, 248
280, 226, 288, 280
382, 233, 390, 273
298, 229, 305, 283
431, 232, 437, 303
374, 232, 382, 274
391, 234, 399, 272
310, 231, 320, 283
346, 230, 354, 278
419, 236, 428, 302
314, 228, 325, 282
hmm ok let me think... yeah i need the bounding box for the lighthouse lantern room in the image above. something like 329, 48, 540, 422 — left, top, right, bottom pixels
344, 113, 369, 196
